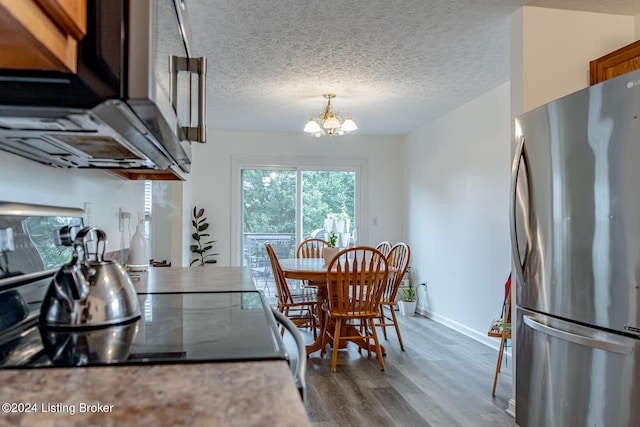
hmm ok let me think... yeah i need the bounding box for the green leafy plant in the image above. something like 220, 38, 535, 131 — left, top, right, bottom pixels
328, 231, 338, 248
190, 206, 218, 266
399, 286, 416, 302
335, 211, 349, 221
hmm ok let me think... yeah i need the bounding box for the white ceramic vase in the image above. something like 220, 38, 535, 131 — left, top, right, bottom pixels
322, 247, 340, 266
128, 224, 149, 271
398, 300, 417, 316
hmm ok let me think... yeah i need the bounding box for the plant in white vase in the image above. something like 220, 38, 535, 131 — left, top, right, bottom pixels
398, 286, 417, 315
323, 232, 340, 266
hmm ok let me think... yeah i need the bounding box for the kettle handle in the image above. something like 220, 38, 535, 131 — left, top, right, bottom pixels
73, 227, 108, 263
94, 229, 107, 262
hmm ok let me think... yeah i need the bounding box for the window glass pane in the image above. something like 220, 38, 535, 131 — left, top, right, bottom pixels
242, 170, 296, 233
241, 169, 296, 268
301, 171, 355, 240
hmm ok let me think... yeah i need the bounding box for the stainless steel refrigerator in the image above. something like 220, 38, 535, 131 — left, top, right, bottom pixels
512, 68, 640, 427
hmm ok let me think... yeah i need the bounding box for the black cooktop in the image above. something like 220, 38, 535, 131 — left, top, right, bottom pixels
0, 291, 288, 368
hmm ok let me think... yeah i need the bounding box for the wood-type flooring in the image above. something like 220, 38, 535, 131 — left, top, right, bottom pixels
293, 312, 516, 427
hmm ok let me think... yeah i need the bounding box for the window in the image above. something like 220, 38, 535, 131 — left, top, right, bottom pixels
231, 157, 367, 266
144, 180, 152, 240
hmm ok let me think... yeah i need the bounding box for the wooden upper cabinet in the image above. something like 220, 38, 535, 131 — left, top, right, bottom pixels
590, 39, 640, 85
0, 0, 87, 73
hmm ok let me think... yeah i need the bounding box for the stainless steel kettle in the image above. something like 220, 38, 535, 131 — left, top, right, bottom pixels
40, 227, 141, 328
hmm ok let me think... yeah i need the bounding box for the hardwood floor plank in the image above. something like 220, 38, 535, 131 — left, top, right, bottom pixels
291, 313, 516, 426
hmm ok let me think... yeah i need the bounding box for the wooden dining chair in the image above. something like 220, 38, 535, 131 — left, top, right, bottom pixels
320, 246, 388, 372
266, 243, 320, 338
375, 241, 392, 257
374, 242, 411, 351
296, 238, 331, 288
296, 238, 330, 258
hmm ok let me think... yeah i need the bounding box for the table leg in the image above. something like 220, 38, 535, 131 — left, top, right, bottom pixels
306, 317, 386, 356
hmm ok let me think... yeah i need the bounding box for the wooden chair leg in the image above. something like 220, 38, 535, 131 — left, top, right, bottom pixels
363, 320, 372, 358
320, 314, 329, 357
281, 307, 291, 336
331, 319, 342, 372
390, 308, 405, 351
492, 333, 507, 397
369, 318, 385, 371
311, 307, 318, 339
380, 309, 388, 340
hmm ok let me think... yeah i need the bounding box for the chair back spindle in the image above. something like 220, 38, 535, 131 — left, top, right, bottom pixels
297, 238, 330, 258
375, 241, 392, 257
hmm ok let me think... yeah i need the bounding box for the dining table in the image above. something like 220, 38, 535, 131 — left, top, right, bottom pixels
279, 257, 387, 356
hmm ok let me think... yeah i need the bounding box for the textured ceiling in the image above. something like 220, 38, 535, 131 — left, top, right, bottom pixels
187, 0, 640, 136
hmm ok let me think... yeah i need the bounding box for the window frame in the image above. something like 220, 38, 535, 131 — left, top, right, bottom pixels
230, 156, 368, 266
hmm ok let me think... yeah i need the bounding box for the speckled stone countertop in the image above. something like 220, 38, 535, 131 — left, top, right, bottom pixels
0, 267, 311, 427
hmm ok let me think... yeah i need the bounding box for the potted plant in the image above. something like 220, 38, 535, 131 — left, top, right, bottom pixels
398, 286, 417, 315
190, 206, 218, 266
323, 232, 340, 265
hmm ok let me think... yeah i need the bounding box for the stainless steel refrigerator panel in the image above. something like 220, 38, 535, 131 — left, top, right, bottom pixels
514, 70, 640, 334
516, 307, 640, 427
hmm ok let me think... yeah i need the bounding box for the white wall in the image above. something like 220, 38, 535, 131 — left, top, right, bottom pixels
404, 82, 511, 346
636, 13, 640, 39
0, 151, 144, 254
518, 6, 635, 114
190, 130, 404, 266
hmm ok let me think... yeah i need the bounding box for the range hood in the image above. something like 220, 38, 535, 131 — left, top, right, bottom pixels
0, 101, 192, 180
0, 0, 207, 181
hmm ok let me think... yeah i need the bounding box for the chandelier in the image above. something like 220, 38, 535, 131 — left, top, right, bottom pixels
303, 93, 358, 137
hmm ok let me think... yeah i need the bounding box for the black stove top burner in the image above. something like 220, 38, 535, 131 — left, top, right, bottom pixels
0, 291, 288, 369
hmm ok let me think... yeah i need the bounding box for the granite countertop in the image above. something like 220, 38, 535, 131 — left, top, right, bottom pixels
0, 267, 311, 427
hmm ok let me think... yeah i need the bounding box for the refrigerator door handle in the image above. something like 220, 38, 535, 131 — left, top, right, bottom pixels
523, 315, 633, 355
510, 135, 526, 286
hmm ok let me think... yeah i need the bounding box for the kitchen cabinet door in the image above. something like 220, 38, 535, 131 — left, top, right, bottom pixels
590, 39, 640, 85
0, 0, 86, 73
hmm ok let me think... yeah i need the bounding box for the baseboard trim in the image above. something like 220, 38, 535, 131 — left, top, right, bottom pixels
415, 307, 512, 361
507, 399, 516, 418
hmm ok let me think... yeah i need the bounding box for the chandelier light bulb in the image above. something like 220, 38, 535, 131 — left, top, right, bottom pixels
304, 117, 322, 133
341, 114, 358, 132
323, 115, 341, 129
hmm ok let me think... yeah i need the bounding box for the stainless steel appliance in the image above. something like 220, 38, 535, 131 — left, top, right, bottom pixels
0, 0, 206, 180
40, 227, 141, 328
511, 68, 640, 426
